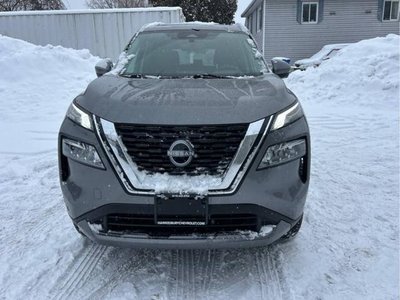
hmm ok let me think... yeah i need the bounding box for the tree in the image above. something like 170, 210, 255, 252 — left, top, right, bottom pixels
86, 0, 150, 8
0, 0, 21, 11
0, 0, 65, 11
27, 0, 65, 10
151, 0, 237, 24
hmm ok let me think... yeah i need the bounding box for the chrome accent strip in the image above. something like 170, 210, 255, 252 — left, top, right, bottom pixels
93, 116, 153, 195
208, 116, 272, 195
63, 138, 86, 150
94, 116, 271, 195
210, 119, 264, 191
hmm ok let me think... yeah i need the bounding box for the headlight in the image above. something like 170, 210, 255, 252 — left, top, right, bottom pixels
258, 139, 306, 169
271, 102, 303, 131
62, 138, 104, 169
66, 102, 93, 131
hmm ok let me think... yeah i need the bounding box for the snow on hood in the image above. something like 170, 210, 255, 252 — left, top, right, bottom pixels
287, 34, 399, 107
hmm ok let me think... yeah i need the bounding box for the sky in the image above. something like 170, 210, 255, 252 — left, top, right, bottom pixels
63, 0, 252, 24
235, 0, 252, 24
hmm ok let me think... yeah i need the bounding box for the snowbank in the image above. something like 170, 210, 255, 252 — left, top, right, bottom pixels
0, 34, 98, 86
286, 34, 399, 107
284, 35, 399, 300
0, 35, 99, 153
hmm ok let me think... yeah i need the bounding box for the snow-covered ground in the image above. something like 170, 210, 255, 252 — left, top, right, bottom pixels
0, 34, 398, 299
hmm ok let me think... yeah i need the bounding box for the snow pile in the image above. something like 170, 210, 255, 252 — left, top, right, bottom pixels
284, 35, 399, 299
287, 34, 399, 107
0, 35, 97, 86
0, 35, 99, 153
238, 225, 276, 240
140, 172, 223, 194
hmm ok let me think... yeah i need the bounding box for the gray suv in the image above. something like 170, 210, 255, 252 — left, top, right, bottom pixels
59, 23, 310, 249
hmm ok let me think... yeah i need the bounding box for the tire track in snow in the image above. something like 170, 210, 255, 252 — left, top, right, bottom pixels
207, 250, 225, 299
204, 250, 218, 299
164, 249, 178, 300
179, 249, 195, 300
273, 248, 296, 300
264, 250, 284, 298
255, 250, 269, 299
64, 246, 107, 299
52, 245, 98, 300
172, 249, 183, 300
191, 250, 197, 300
166, 249, 219, 299
253, 248, 293, 300
199, 250, 215, 298
28, 203, 61, 237
168, 249, 197, 300
49, 245, 96, 299
51, 244, 107, 300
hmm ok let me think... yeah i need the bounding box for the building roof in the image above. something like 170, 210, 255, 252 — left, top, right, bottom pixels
241, 0, 263, 17
0, 7, 182, 16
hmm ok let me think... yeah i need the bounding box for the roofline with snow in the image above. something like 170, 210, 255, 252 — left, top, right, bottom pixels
241, 0, 263, 17
0, 7, 182, 17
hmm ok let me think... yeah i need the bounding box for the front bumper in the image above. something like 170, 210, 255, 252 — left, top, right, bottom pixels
77, 219, 291, 249
59, 115, 310, 248
72, 203, 299, 249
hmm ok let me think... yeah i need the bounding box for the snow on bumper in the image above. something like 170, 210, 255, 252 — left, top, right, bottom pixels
79, 220, 290, 249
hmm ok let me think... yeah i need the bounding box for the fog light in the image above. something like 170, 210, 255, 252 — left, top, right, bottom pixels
62, 138, 104, 169
258, 139, 306, 169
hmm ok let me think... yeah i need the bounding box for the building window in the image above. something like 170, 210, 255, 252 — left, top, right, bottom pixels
248, 15, 253, 34
258, 6, 263, 31
383, 0, 399, 20
302, 2, 319, 23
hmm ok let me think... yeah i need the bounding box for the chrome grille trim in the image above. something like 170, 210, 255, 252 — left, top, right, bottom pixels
209, 116, 272, 195
114, 123, 248, 176
94, 116, 272, 195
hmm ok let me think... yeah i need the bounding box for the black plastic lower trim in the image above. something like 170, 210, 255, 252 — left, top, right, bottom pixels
73, 203, 297, 228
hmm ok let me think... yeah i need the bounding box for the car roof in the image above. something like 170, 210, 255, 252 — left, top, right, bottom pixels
140, 22, 248, 33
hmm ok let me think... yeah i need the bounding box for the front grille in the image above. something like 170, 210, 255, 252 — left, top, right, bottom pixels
104, 213, 259, 236
114, 123, 248, 176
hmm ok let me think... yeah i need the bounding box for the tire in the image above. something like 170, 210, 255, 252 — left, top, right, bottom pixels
279, 215, 303, 242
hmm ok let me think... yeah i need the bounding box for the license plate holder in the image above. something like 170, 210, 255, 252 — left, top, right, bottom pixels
155, 194, 208, 226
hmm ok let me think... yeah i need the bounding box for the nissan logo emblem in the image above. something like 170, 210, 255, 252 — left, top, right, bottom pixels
167, 140, 195, 167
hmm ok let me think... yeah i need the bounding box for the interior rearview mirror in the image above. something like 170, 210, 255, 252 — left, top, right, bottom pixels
95, 58, 113, 77
271, 59, 291, 78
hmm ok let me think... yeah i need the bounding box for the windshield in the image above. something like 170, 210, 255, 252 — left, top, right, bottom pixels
120, 30, 267, 78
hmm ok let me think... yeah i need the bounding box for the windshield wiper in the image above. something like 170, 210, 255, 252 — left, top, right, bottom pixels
120, 73, 230, 79
192, 74, 229, 79
120, 73, 149, 79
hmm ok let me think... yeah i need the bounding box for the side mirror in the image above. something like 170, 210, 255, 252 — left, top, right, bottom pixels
95, 58, 113, 77
271, 58, 291, 78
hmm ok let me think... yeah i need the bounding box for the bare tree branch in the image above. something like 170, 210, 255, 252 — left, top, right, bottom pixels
0, 0, 65, 11
86, 0, 150, 9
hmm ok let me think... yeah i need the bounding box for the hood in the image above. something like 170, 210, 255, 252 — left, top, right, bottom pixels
76, 74, 297, 125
